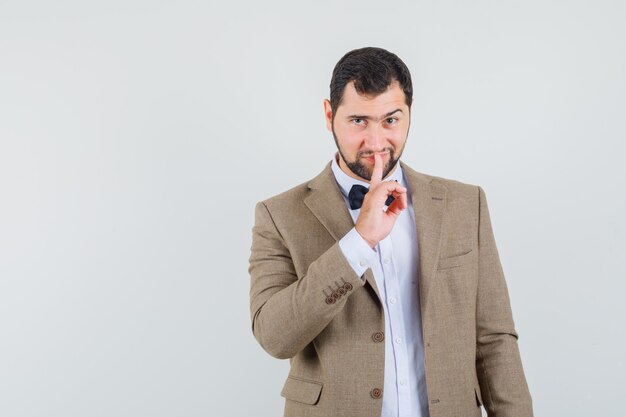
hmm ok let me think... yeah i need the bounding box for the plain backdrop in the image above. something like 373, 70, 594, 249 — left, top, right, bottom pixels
1, 1, 625, 416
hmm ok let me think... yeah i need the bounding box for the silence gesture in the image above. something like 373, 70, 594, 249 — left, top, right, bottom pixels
354, 153, 408, 248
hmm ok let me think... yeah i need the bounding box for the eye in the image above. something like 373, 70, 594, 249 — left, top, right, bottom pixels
352, 118, 365, 125
386, 117, 397, 124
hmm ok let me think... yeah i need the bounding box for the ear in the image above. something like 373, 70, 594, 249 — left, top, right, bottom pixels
323, 99, 333, 132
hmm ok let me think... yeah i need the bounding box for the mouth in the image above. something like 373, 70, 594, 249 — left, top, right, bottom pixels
361, 151, 390, 162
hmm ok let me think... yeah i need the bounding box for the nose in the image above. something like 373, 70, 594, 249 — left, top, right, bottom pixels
364, 124, 385, 152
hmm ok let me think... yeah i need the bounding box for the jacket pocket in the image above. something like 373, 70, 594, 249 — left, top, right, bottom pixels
280, 376, 323, 405
437, 249, 473, 270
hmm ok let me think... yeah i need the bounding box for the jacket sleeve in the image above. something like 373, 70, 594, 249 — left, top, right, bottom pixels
248, 201, 366, 359
475, 186, 534, 417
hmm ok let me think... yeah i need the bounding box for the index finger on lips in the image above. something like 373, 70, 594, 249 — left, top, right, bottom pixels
370, 153, 383, 188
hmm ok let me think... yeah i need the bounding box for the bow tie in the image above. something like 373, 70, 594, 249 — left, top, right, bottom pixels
348, 184, 396, 210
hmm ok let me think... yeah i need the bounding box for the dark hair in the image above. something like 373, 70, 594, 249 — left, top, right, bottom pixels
329, 47, 413, 115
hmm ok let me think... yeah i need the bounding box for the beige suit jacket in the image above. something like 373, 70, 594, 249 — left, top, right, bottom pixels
249, 161, 533, 417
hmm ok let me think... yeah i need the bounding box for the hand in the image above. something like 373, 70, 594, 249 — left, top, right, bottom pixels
354, 153, 408, 248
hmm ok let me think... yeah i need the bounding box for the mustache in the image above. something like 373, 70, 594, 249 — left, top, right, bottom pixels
357, 148, 394, 158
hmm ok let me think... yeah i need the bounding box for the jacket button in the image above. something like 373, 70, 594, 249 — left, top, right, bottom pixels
325, 296, 336, 305
371, 331, 384, 343
343, 282, 353, 291
331, 291, 340, 300
337, 287, 347, 296
370, 388, 382, 399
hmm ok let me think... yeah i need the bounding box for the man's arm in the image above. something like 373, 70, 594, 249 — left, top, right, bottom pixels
475, 186, 533, 417
248, 201, 366, 359
249, 155, 407, 360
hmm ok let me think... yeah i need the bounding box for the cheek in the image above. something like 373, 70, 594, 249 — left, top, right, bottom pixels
386, 139, 406, 157
388, 132, 406, 147
340, 125, 363, 138
389, 124, 409, 143
335, 129, 360, 149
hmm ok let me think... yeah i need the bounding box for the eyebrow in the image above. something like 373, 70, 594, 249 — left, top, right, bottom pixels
346, 109, 403, 121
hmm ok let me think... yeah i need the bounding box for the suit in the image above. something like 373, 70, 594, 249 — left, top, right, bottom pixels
248, 160, 533, 417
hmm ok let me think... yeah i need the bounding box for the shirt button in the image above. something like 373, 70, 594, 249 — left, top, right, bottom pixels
359, 260, 367, 267
389, 297, 397, 304
395, 337, 402, 344
400, 379, 407, 386
383, 258, 391, 264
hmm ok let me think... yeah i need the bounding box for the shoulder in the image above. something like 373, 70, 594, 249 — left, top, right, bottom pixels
257, 179, 311, 212
255, 162, 332, 215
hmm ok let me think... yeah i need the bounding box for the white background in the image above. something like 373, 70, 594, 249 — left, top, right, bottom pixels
1, 1, 625, 416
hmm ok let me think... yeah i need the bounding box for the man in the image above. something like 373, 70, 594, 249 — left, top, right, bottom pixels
248, 47, 533, 417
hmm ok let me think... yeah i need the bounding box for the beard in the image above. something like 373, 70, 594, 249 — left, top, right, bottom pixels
331, 126, 403, 182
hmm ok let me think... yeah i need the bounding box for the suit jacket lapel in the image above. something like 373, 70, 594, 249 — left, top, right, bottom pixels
304, 162, 382, 300
401, 161, 446, 318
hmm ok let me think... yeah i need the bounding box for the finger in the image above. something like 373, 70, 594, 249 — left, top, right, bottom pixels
370, 153, 383, 188
375, 181, 406, 198
369, 181, 406, 205
386, 190, 407, 215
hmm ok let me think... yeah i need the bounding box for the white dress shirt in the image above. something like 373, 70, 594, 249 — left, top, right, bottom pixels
332, 153, 430, 417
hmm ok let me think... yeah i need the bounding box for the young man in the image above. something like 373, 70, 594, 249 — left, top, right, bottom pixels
249, 47, 533, 417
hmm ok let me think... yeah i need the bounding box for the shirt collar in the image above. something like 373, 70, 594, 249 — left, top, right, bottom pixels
330, 152, 405, 200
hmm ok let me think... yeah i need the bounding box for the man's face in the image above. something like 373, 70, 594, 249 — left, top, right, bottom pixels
324, 80, 411, 182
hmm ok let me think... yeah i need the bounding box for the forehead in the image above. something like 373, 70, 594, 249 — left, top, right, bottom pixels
337, 80, 407, 114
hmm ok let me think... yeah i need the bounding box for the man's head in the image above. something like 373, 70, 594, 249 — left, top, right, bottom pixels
324, 47, 413, 182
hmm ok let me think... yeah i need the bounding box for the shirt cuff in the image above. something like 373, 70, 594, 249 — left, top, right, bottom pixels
338, 227, 378, 279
